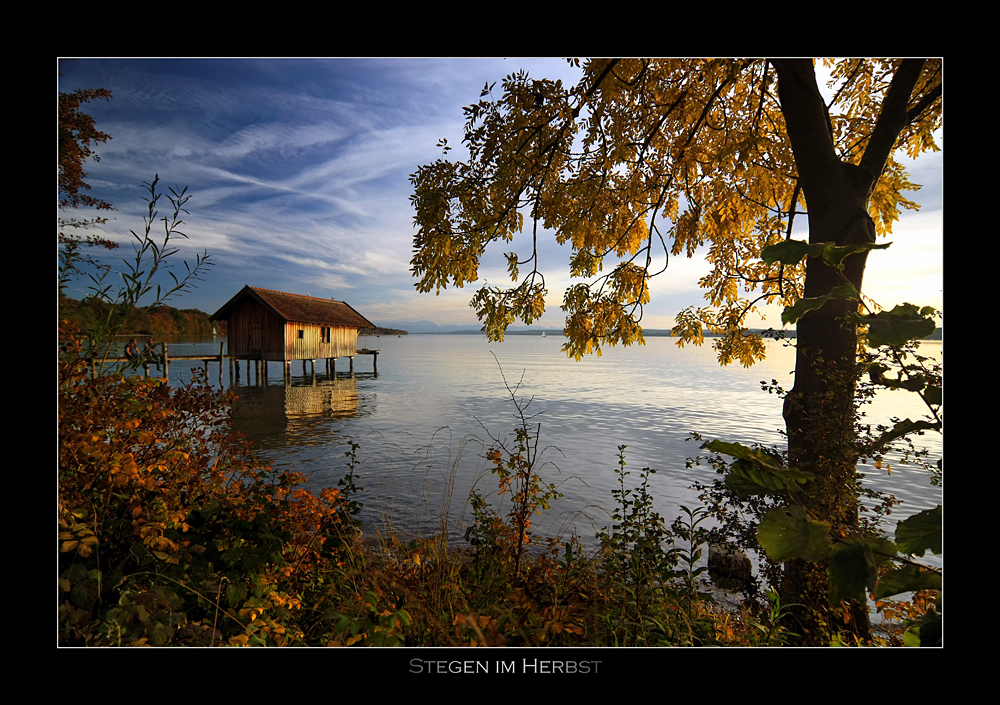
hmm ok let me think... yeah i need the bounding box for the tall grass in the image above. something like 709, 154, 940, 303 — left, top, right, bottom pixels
303, 418, 793, 647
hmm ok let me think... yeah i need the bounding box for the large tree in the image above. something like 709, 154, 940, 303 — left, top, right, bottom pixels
409, 58, 941, 644
58, 60, 117, 263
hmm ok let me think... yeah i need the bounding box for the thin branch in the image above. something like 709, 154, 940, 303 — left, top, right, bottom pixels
859, 60, 927, 178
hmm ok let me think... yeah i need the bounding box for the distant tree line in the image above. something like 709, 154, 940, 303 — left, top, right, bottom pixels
358, 327, 408, 336
59, 296, 224, 337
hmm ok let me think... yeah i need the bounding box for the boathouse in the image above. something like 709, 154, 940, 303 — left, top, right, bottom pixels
210, 286, 374, 375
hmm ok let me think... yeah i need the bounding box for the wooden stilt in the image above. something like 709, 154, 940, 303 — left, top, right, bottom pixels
113, 340, 386, 389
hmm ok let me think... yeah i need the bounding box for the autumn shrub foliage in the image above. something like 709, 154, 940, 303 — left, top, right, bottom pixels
58, 322, 358, 646
57, 320, 774, 647
60, 319, 918, 647
57, 323, 791, 647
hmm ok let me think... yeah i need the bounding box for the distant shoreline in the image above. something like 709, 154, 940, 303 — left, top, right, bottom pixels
359, 327, 409, 336
406, 328, 943, 340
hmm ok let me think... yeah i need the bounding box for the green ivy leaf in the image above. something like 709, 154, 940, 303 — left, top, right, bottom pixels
908, 607, 942, 647
761, 239, 823, 266
867, 364, 926, 392
780, 284, 859, 326
761, 239, 890, 269
757, 505, 832, 562
895, 505, 942, 557
827, 540, 878, 603
725, 460, 814, 498
866, 418, 941, 455
859, 303, 937, 347
819, 241, 892, 269
781, 295, 828, 326
873, 563, 942, 599
829, 283, 861, 301
704, 439, 781, 466
705, 439, 812, 498
150, 624, 171, 646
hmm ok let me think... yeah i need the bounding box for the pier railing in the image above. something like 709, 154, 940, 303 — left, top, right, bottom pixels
90, 342, 378, 385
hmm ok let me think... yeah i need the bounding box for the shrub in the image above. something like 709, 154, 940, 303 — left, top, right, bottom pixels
58, 322, 357, 646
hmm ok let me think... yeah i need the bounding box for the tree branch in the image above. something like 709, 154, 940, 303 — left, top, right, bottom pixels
859, 60, 927, 178
771, 59, 838, 188
906, 82, 942, 127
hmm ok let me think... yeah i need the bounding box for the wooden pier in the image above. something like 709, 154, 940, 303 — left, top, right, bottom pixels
230, 347, 379, 385
91, 342, 378, 385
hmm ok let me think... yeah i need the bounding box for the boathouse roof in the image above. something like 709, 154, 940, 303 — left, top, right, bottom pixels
210, 286, 374, 329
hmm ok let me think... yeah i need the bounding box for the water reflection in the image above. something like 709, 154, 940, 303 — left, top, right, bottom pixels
231, 373, 367, 450
157, 335, 941, 554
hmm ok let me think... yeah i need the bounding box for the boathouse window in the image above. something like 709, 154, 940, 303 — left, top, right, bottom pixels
298, 330, 304, 339
321, 326, 331, 343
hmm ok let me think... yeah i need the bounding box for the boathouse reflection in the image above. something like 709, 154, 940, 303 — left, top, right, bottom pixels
231, 373, 367, 450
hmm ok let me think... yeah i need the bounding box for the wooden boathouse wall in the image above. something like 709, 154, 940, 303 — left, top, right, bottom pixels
284, 321, 359, 361
224, 296, 285, 360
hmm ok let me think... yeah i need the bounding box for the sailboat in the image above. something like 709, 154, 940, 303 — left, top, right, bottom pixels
541, 331, 547, 338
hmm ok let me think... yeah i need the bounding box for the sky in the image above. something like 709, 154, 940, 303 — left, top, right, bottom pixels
58, 58, 943, 332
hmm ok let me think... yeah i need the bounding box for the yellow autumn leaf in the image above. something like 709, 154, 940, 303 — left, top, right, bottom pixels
410, 59, 940, 368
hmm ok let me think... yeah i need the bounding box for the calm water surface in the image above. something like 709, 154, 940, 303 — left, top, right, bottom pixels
155, 333, 943, 563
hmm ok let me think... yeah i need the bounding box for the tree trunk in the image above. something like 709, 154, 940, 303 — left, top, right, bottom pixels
770, 58, 932, 644
779, 177, 876, 644
772, 60, 878, 644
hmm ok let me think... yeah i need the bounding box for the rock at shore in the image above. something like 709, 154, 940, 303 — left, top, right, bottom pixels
708, 542, 753, 593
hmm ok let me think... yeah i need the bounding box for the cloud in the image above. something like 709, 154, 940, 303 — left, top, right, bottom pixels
59, 59, 941, 325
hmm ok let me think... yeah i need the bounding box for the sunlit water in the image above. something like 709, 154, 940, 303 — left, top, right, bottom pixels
152, 333, 942, 573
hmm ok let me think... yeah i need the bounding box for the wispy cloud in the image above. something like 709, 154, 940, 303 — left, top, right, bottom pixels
59, 59, 942, 329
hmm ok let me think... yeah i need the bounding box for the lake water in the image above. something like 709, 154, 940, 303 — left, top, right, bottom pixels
151, 333, 943, 568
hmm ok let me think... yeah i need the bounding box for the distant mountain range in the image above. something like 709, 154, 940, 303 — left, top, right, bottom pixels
374, 320, 482, 334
